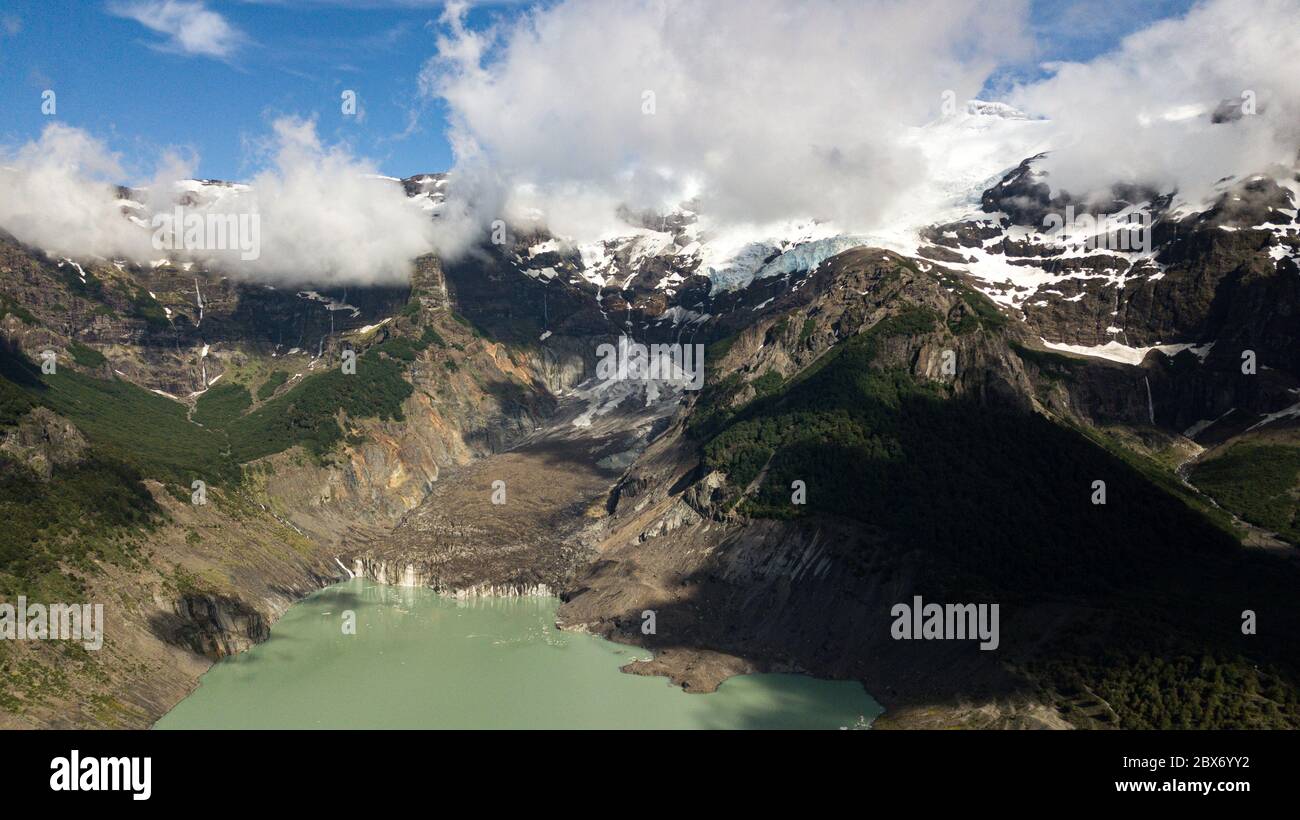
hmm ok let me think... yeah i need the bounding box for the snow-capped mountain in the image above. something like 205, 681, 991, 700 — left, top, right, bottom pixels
6, 101, 1300, 736
439, 101, 1048, 307
421, 99, 1297, 389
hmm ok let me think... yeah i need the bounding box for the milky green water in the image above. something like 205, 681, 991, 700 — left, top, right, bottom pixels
155, 579, 881, 730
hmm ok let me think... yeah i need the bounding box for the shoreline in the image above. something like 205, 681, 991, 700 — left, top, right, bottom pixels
155, 576, 883, 730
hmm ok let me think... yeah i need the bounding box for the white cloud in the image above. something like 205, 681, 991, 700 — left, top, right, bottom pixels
108, 0, 245, 59
1007, 0, 1300, 205
0, 119, 435, 287
421, 0, 1033, 255
0, 124, 156, 261
8, 0, 1296, 288
236, 117, 436, 286
421, 0, 1299, 254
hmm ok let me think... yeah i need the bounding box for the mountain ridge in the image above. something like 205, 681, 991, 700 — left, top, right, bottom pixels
3, 136, 1299, 728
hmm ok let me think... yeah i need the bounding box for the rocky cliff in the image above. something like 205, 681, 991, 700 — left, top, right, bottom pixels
4, 158, 1299, 730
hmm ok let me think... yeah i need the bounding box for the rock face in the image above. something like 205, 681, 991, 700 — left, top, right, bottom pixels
347, 375, 679, 595
917, 157, 1300, 446
0, 217, 578, 727
3, 155, 1299, 730
161, 594, 271, 659
548, 249, 1074, 727
0, 407, 87, 479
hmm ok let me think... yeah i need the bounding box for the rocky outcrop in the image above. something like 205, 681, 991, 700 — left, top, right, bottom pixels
5, 149, 1297, 733
0, 407, 87, 479
349, 556, 554, 597
540, 246, 1077, 727
0, 227, 581, 728
558, 428, 1065, 728
160, 594, 270, 659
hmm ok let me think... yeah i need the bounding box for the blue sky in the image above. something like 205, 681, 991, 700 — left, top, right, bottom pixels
0, 0, 1196, 183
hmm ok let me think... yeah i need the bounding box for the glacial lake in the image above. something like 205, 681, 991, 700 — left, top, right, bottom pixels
155, 579, 881, 730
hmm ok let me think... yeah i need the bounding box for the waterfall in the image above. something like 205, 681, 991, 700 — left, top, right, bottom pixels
1144, 376, 1155, 424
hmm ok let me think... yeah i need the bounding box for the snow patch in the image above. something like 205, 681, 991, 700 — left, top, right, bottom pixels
1039, 339, 1198, 366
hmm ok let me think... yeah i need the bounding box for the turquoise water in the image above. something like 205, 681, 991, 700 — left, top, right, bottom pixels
155, 579, 881, 729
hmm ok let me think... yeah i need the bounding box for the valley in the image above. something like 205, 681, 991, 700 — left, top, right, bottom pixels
3, 142, 1300, 730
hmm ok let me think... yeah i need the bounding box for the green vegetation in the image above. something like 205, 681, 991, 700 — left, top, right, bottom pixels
58, 265, 106, 302
0, 374, 36, 427
1079, 424, 1237, 537
693, 308, 940, 457
687, 371, 745, 439
0, 453, 159, 600
1010, 340, 1086, 379
450, 311, 482, 338
799, 317, 816, 344
223, 340, 413, 462
0, 286, 441, 633
419, 326, 447, 349
1, 344, 235, 494
39, 369, 237, 492
377, 337, 420, 362
947, 311, 978, 335
1190, 444, 1300, 542
0, 329, 425, 600
0, 294, 38, 326
705, 331, 739, 366
1036, 650, 1300, 729
937, 273, 1008, 334
67, 341, 106, 369
697, 306, 1300, 728
749, 370, 784, 400
0, 332, 419, 490
193, 383, 252, 428
375, 325, 447, 363
127, 287, 169, 331
256, 371, 289, 401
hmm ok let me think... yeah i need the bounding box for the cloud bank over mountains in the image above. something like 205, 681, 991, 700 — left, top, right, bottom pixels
0, 0, 1296, 284
1008, 0, 1300, 206
424, 0, 1300, 252
0, 117, 434, 286
423, 0, 1034, 254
